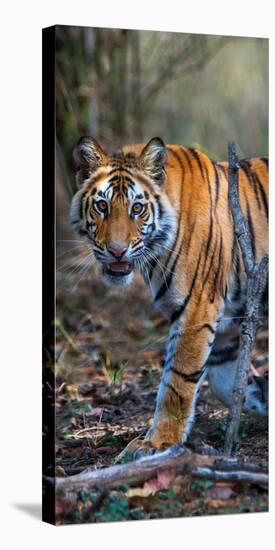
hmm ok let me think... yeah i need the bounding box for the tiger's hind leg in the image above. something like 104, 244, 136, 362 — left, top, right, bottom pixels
206, 325, 241, 409
206, 324, 268, 414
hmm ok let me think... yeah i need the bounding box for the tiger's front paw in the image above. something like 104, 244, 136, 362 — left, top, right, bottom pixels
115, 432, 169, 463
115, 437, 160, 463
116, 424, 181, 462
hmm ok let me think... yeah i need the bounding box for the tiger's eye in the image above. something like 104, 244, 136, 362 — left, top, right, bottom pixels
132, 202, 144, 215
96, 200, 108, 213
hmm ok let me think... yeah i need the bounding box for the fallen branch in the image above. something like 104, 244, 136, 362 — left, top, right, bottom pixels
191, 466, 268, 486
225, 141, 268, 454
46, 445, 268, 493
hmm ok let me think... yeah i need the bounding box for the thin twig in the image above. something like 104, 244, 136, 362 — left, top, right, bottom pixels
224, 141, 268, 454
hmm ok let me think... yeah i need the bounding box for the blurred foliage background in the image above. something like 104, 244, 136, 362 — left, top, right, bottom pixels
56, 25, 268, 204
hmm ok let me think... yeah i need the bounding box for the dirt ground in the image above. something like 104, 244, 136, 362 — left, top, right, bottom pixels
53, 243, 268, 525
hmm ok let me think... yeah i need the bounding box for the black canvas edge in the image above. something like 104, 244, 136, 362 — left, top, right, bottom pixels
42, 25, 56, 526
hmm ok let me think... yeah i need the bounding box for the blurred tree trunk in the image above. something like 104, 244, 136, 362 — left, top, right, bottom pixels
83, 27, 99, 138
130, 31, 143, 142
116, 30, 129, 143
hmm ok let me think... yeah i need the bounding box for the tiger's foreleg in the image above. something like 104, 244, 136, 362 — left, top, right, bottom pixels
116, 299, 223, 461
144, 303, 222, 450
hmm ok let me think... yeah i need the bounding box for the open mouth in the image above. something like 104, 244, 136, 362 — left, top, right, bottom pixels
104, 261, 133, 277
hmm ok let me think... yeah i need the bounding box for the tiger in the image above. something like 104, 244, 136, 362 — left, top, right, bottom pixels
70, 136, 268, 456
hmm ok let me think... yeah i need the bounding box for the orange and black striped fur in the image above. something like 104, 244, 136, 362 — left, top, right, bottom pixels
71, 137, 268, 455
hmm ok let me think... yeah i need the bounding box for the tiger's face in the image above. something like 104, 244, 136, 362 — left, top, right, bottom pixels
70, 137, 175, 286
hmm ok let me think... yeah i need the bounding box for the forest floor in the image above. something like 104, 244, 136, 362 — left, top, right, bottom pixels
53, 246, 268, 525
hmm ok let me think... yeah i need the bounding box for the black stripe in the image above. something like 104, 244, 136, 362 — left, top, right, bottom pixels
261, 157, 268, 169
188, 148, 204, 180
123, 176, 135, 187
108, 166, 136, 177
170, 249, 203, 322
247, 201, 256, 260
232, 250, 241, 302
209, 235, 223, 303
152, 147, 185, 294
240, 160, 261, 211
148, 224, 174, 250
185, 220, 196, 255
184, 370, 203, 383
148, 255, 158, 278
207, 351, 239, 366
207, 350, 239, 366
154, 193, 164, 220
78, 189, 89, 223
171, 367, 202, 384
203, 203, 213, 273
216, 163, 227, 177
167, 147, 186, 175
150, 201, 156, 226
201, 236, 218, 293
163, 147, 185, 265
107, 175, 121, 184
254, 173, 268, 219
202, 163, 214, 277
198, 323, 215, 334
213, 162, 220, 207
206, 345, 239, 366
165, 382, 184, 404
180, 147, 193, 175
132, 240, 142, 249
188, 150, 215, 283
154, 239, 184, 302
207, 336, 240, 366
78, 193, 84, 222
83, 193, 90, 220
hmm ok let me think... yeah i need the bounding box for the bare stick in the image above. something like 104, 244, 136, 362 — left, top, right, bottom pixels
191, 466, 268, 486
46, 445, 268, 493
224, 141, 268, 454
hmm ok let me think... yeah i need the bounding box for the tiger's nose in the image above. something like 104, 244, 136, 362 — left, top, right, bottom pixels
107, 245, 128, 259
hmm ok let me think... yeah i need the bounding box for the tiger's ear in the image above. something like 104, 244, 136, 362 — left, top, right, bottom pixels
73, 137, 107, 186
139, 137, 167, 186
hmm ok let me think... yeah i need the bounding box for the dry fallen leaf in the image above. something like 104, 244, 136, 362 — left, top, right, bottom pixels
205, 498, 235, 510
66, 384, 80, 401
55, 465, 66, 477
126, 469, 175, 498
126, 487, 154, 498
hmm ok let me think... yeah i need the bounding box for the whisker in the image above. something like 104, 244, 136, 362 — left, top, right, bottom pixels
143, 248, 168, 273
57, 253, 94, 275
71, 255, 96, 293
143, 248, 170, 289
56, 239, 87, 243
56, 243, 90, 260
